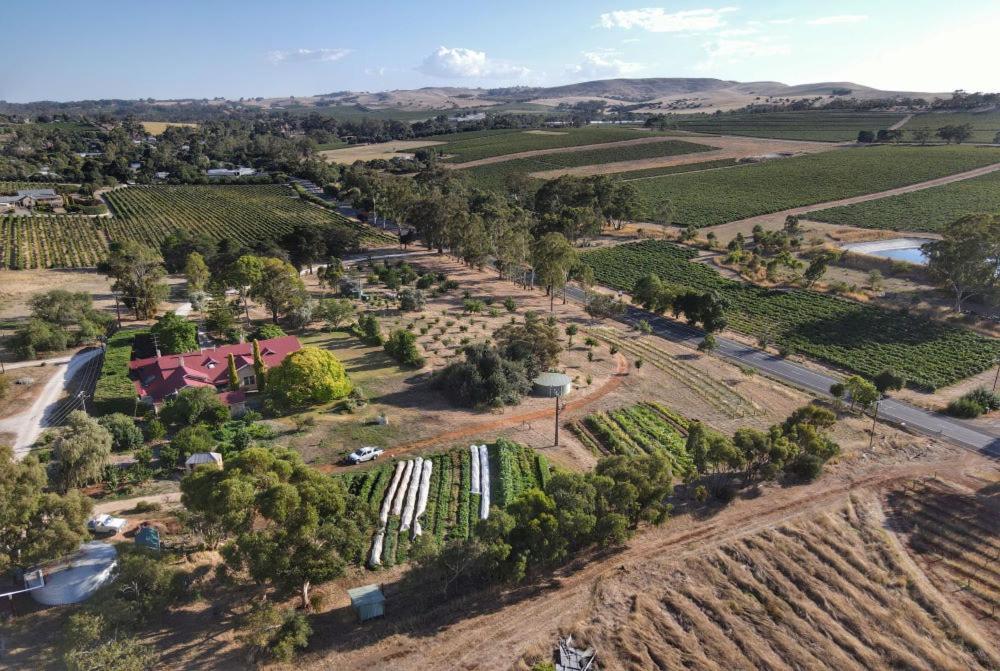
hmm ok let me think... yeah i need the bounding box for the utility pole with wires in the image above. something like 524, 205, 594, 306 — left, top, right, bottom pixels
868, 395, 882, 450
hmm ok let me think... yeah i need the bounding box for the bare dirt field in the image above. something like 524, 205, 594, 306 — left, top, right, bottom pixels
297, 451, 996, 671
524, 130, 567, 135
320, 140, 444, 164
0, 269, 115, 321
526, 135, 837, 179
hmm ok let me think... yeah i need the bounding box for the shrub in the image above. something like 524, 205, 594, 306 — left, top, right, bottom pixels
398, 288, 425, 312
267, 347, 353, 409
8, 319, 70, 359
946, 387, 1000, 418
384, 329, 425, 368
143, 418, 166, 441
253, 323, 286, 340
160, 387, 229, 427
433, 343, 532, 408
352, 314, 384, 346
150, 313, 198, 355
98, 413, 144, 452
93, 329, 146, 416
503, 297, 517, 312
463, 298, 485, 314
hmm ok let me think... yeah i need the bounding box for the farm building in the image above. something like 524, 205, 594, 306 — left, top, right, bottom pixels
0, 188, 63, 208
134, 526, 161, 552
185, 451, 223, 472
206, 166, 256, 178
347, 584, 385, 622
129, 335, 300, 410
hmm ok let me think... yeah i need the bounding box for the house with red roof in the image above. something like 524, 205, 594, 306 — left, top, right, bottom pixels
129, 335, 300, 412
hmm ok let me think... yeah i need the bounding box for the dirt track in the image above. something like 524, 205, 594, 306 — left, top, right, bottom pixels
303, 446, 993, 670
700, 159, 1000, 243
525, 135, 837, 179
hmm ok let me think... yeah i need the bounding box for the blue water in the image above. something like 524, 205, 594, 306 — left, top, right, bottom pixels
866, 247, 928, 265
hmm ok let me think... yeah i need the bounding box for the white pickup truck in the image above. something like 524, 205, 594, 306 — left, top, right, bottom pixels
347, 446, 384, 464
88, 514, 127, 534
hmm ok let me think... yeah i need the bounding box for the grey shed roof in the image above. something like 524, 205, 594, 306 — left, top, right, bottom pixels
347, 584, 385, 606
17, 188, 58, 198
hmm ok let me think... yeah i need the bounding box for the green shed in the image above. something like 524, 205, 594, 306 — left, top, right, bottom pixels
134, 526, 160, 552
347, 584, 385, 622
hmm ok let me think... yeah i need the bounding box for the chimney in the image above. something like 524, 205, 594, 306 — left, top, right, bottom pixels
178, 355, 184, 367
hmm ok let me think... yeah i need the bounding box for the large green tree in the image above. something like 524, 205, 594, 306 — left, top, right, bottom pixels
149, 312, 197, 355
49, 411, 113, 493
99, 241, 169, 320
250, 257, 308, 323
531, 232, 578, 312
0, 445, 92, 572
266, 347, 352, 409
181, 447, 375, 608
923, 214, 1000, 312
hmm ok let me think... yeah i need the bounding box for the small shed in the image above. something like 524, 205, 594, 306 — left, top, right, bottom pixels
134, 525, 161, 552
185, 451, 223, 472
347, 584, 385, 622
532, 371, 572, 398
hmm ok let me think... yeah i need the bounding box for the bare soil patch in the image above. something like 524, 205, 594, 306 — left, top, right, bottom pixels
320, 140, 444, 164
524, 130, 567, 136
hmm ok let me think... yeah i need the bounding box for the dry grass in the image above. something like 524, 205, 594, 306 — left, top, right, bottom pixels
141, 121, 197, 135
573, 493, 1000, 671
887, 479, 1000, 631
320, 140, 444, 164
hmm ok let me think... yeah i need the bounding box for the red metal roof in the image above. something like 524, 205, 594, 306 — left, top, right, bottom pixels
129, 335, 299, 403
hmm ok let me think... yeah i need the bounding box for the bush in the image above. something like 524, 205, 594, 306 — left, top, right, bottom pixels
252, 323, 286, 340
150, 313, 198, 355
143, 418, 166, 441
352, 314, 384, 346
267, 347, 353, 409
160, 387, 229, 427
503, 297, 517, 312
398, 288, 425, 312
8, 319, 70, 359
167, 424, 216, 466
433, 343, 532, 408
384, 329, 425, 368
98, 414, 144, 452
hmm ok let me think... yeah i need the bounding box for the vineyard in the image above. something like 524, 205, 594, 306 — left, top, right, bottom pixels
343, 439, 549, 569
808, 168, 1000, 232
0, 184, 392, 269
631, 145, 1000, 226
666, 110, 907, 142
589, 327, 760, 418
426, 127, 676, 164
902, 111, 1000, 144
887, 480, 1000, 628
579, 494, 1000, 670
583, 240, 1000, 389
571, 402, 694, 478
460, 139, 715, 191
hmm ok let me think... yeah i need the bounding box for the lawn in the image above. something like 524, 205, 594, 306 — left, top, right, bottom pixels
808, 168, 1000, 232
460, 139, 715, 191
582, 240, 1000, 390
426, 126, 678, 163
631, 145, 1000, 226
665, 110, 907, 142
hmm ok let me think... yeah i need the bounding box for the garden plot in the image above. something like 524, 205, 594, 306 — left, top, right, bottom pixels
572, 402, 693, 477
345, 440, 549, 569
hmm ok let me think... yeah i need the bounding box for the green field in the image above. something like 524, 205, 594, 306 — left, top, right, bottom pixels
343, 440, 549, 568
583, 240, 1000, 390
902, 111, 1000, 144
572, 402, 693, 476
631, 145, 1000, 227
460, 139, 714, 191
426, 126, 677, 163
809, 168, 1000, 232
666, 111, 907, 142
614, 158, 741, 181
0, 185, 393, 269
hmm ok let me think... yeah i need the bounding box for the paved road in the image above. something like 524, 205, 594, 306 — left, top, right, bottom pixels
564, 285, 1000, 458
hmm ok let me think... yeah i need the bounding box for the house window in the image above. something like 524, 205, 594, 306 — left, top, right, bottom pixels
243, 375, 256, 387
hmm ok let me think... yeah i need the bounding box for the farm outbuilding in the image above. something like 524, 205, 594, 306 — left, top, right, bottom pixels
347, 584, 385, 622
134, 525, 161, 552
532, 371, 572, 398
185, 451, 223, 472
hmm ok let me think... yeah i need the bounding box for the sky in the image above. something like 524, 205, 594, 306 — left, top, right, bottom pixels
2, 0, 998, 102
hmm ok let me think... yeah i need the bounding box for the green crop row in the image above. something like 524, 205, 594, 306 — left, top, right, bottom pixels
583, 240, 1000, 390
460, 139, 715, 192
665, 110, 907, 142
631, 145, 1000, 227
808, 168, 1000, 232
427, 126, 678, 164
578, 403, 691, 476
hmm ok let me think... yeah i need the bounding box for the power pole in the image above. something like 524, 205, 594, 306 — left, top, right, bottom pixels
993, 360, 1000, 393
113, 293, 122, 328
868, 396, 881, 450
554, 394, 561, 447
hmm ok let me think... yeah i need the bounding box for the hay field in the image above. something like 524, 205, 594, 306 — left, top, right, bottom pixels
574, 493, 1000, 670
141, 121, 198, 135
320, 140, 444, 163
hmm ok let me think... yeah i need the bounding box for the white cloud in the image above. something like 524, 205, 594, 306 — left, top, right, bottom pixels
696, 37, 791, 70
599, 7, 737, 33
364, 66, 387, 77
767, 18, 795, 25
567, 50, 644, 79
717, 27, 758, 37
806, 15, 868, 26
267, 48, 351, 64
417, 46, 530, 80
